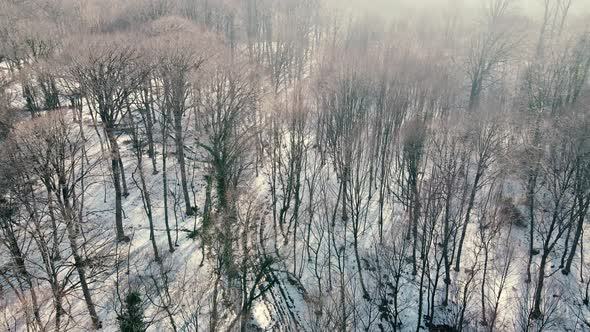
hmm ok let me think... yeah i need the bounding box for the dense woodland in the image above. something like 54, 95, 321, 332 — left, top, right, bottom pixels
0, 0, 589, 331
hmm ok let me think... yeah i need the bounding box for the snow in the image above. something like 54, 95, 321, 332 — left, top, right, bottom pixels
1, 71, 589, 332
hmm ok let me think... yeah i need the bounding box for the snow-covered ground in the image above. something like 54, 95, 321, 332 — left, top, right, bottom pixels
1, 76, 590, 332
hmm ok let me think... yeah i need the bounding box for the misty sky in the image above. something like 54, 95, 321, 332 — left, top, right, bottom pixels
330, 0, 590, 22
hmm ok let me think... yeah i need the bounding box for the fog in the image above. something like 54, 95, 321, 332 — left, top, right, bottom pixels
1, 0, 590, 331
329, 0, 590, 21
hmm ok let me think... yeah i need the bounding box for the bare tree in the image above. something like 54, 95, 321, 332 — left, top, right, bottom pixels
129, 117, 161, 262
7, 111, 106, 329
149, 17, 211, 216
529, 120, 578, 319
465, 0, 518, 110
455, 114, 503, 272
196, 63, 258, 277
67, 35, 149, 242
561, 114, 590, 275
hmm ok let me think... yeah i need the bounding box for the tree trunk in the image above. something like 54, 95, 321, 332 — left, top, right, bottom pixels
532, 252, 548, 319
137, 152, 160, 262
162, 138, 175, 253
481, 247, 489, 326
468, 77, 482, 111
411, 179, 420, 276
455, 170, 482, 272
353, 221, 369, 299
525, 172, 537, 283
442, 193, 452, 305
173, 108, 193, 215
106, 128, 128, 242
45, 186, 61, 260
210, 272, 221, 332
63, 197, 101, 329
563, 197, 589, 275
2, 224, 43, 329
119, 158, 129, 197
142, 86, 158, 174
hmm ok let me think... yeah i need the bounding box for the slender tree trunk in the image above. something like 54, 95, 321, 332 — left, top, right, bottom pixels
340, 252, 347, 332
119, 157, 129, 197
173, 108, 193, 215
142, 86, 158, 174
2, 226, 43, 329
23, 83, 39, 117
481, 247, 489, 326
202, 174, 213, 231
442, 193, 452, 305
416, 250, 427, 332
136, 152, 160, 262
106, 127, 128, 242
162, 136, 175, 253
455, 170, 482, 272
411, 180, 420, 276
457, 272, 474, 331
563, 197, 589, 275
468, 78, 482, 111
377, 153, 388, 244
560, 221, 573, 268
341, 165, 348, 223
525, 124, 541, 282
532, 252, 548, 319
430, 260, 442, 324
210, 272, 221, 332
54, 290, 63, 332
46, 186, 61, 260
63, 197, 101, 329
353, 220, 369, 299
525, 173, 537, 283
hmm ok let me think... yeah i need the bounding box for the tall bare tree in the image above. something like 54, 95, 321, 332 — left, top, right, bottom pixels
67, 36, 149, 242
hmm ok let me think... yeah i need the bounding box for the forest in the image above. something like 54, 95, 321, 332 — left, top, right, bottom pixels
0, 0, 589, 331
